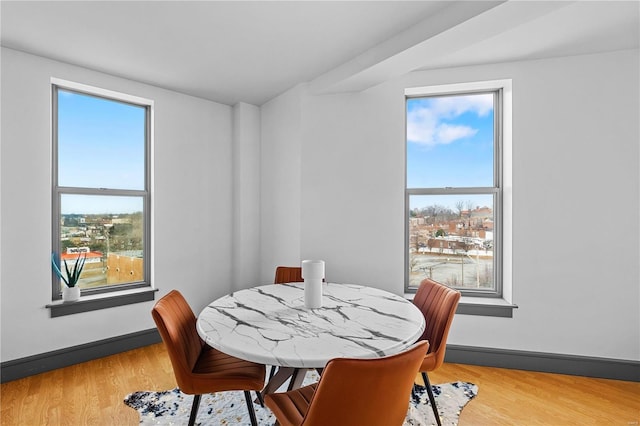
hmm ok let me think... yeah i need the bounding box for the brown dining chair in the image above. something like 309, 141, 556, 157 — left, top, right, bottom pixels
265, 341, 429, 426
412, 278, 461, 426
151, 290, 266, 426
274, 266, 303, 284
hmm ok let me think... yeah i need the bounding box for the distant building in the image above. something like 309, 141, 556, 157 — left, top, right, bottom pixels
62, 248, 103, 264
112, 218, 131, 224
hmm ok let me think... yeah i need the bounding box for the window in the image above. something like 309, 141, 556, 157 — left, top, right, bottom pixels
51, 80, 152, 301
405, 80, 510, 298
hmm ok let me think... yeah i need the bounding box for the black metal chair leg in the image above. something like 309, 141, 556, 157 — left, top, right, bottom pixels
244, 390, 259, 426
422, 372, 441, 426
287, 368, 303, 391
188, 394, 202, 426
255, 390, 265, 407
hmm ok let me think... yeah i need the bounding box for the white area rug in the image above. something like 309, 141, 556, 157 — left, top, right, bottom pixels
124, 373, 477, 426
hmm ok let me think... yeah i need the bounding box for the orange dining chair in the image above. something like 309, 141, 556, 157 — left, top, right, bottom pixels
151, 290, 266, 426
274, 266, 303, 284
264, 341, 429, 426
412, 278, 461, 426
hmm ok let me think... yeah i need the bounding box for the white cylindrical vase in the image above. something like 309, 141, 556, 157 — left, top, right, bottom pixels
302, 260, 324, 308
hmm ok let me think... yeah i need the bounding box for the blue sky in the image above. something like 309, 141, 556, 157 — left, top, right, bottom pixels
407, 93, 495, 211
58, 90, 494, 214
58, 90, 145, 214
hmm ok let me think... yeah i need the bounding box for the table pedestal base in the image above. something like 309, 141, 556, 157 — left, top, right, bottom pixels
261, 366, 319, 397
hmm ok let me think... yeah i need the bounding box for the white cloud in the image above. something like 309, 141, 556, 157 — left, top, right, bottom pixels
436, 123, 478, 144
432, 94, 493, 118
407, 93, 491, 146
406, 108, 437, 145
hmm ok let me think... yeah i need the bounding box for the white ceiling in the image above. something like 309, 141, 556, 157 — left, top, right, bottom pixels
1, 1, 638, 106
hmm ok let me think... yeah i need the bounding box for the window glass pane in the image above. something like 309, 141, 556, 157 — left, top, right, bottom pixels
57, 89, 146, 190
407, 93, 494, 188
59, 194, 144, 289
408, 194, 494, 290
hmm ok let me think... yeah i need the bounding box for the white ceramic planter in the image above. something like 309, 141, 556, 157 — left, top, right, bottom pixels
62, 286, 81, 302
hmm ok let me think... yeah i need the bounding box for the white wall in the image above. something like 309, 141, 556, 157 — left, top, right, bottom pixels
232, 102, 261, 291
0, 48, 234, 361
259, 85, 304, 281
262, 49, 640, 361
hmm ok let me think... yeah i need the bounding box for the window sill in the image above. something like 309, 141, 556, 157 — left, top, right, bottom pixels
405, 293, 517, 318
46, 287, 158, 318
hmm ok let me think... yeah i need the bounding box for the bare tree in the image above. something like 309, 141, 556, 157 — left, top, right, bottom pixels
465, 200, 475, 216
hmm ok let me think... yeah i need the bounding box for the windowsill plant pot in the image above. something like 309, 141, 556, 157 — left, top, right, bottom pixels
62, 286, 81, 302
52, 252, 86, 303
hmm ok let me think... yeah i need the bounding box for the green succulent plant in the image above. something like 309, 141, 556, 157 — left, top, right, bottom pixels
51, 252, 86, 288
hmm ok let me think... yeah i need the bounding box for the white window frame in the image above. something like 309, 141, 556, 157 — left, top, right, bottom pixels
50, 78, 155, 312
405, 79, 512, 304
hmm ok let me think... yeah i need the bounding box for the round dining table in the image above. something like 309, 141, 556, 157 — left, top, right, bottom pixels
196, 282, 426, 393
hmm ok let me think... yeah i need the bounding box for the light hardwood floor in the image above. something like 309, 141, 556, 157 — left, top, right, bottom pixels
1, 343, 638, 425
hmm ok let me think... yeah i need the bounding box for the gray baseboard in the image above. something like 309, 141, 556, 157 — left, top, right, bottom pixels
0, 328, 161, 383
2, 332, 637, 383
445, 344, 640, 382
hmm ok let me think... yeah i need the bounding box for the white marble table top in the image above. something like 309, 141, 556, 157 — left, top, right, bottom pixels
196, 282, 426, 369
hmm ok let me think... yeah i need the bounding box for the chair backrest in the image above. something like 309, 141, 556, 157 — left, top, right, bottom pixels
301, 341, 429, 426
412, 278, 461, 371
274, 266, 303, 284
151, 290, 204, 391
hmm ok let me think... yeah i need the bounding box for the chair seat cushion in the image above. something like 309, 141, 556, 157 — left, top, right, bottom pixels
420, 352, 438, 372
186, 345, 265, 394
264, 382, 318, 426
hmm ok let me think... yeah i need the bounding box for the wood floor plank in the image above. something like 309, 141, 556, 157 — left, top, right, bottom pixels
429, 362, 640, 425
1, 343, 638, 425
